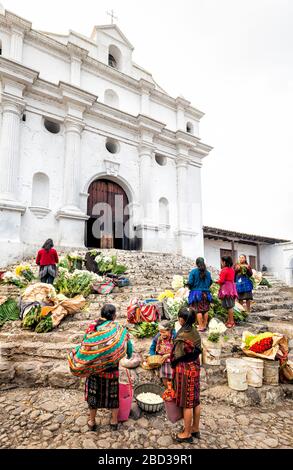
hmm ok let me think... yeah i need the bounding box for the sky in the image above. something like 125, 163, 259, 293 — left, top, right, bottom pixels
2, 0, 293, 240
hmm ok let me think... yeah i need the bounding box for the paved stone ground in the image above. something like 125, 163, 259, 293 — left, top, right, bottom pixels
0, 388, 292, 449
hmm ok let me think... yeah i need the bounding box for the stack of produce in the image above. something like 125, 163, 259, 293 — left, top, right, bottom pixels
95, 253, 128, 276
54, 268, 102, 298
128, 322, 159, 339
20, 283, 87, 333
244, 332, 274, 353
0, 297, 20, 327
1, 264, 35, 289
209, 283, 248, 323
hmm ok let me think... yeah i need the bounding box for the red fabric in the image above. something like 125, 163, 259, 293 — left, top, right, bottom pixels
36, 248, 59, 266
217, 267, 235, 285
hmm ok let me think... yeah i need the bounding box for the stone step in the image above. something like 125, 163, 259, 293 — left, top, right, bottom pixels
261, 322, 293, 339
252, 302, 293, 312
202, 384, 292, 407
248, 310, 293, 323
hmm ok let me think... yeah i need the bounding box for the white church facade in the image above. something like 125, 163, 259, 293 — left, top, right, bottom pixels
0, 7, 212, 267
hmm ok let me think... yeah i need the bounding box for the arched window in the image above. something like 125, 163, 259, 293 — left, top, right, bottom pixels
186, 122, 194, 134
108, 45, 122, 70
104, 89, 119, 109
159, 198, 169, 226
32, 173, 50, 208
155, 154, 167, 166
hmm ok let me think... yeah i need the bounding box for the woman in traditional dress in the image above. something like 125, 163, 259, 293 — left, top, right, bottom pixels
85, 304, 133, 431
217, 256, 238, 328
171, 308, 202, 443
36, 239, 59, 285
149, 321, 176, 387
234, 254, 254, 313
188, 257, 213, 332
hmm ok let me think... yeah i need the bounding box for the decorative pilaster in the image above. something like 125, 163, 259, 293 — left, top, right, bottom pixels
139, 143, 154, 223
10, 26, 24, 62
139, 79, 155, 116
176, 97, 190, 131
176, 158, 189, 231
0, 97, 25, 205
68, 43, 88, 88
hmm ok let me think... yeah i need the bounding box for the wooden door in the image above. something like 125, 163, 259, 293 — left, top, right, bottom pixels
86, 179, 129, 249
249, 256, 256, 270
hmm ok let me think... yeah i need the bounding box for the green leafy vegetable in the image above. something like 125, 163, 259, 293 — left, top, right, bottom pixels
129, 322, 159, 338
0, 299, 19, 327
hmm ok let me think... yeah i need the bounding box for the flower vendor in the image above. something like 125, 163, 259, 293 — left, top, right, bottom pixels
149, 320, 176, 387
187, 257, 213, 333
171, 308, 202, 444
234, 254, 253, 313
83, 304, 133, 431
217, 256, 238, 329
36, 239, 59, 285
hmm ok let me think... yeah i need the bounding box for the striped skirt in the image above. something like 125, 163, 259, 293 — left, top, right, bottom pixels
85, 368, 119, 410
173, 360, 200, 409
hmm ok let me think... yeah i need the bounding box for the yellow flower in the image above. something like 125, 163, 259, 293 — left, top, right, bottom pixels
158, 290, 175, 302
15, 264, 31, 276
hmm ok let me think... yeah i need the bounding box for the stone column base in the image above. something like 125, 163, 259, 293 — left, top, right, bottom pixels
56, 210, 89, 247
135, 223, 160, 252
175, 229, 202, 259
0, 201, 26, 242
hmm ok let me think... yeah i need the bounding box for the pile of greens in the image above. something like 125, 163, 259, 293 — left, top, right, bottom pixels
95, 254, 127, 276
22, 305, 42, 329
259, 278, 272, 288
35, 316, 53, 333
208, 283, 248, 324
128, 322, 159, 338
54, 269, 96, 298
0, 299, 19, 327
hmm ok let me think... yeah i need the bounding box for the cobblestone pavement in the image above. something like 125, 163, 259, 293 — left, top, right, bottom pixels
0, 388, 292, 449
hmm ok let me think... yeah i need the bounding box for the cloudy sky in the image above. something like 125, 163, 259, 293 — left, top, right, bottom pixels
3, 0, 292, 239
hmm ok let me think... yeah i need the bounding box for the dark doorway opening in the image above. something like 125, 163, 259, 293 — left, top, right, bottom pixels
85, 179, 140, 250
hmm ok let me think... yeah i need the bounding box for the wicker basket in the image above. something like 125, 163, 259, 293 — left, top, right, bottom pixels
134, 383, 165, 413
146, 355, 165, 369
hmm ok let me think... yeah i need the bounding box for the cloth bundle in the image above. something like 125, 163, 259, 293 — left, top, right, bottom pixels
68, 320, 128, 378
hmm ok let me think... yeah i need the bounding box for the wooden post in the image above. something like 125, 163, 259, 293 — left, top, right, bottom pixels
231, 239, 236, 264
257, 244, 261, 271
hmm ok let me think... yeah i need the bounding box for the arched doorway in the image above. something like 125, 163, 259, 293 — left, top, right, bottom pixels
86, 178, 135, 250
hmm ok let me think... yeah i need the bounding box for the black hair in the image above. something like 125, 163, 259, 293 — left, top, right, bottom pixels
42, 239, 54, 252
221, 256, 233, 268
178, 307, 196, 327
101, 304, 116, 321
196, 257, 207, 280
240, 254, 248, 263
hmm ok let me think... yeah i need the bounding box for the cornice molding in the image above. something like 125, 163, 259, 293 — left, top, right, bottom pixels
59, 82, 97, 108
4, 10, 32, 32
0, 57, 39, 87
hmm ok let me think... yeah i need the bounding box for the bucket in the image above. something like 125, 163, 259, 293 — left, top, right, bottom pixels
203, 341, 222, 366
117, 383, 133, 422
226, 358, 248, 391
164, 400, 183, 423
243, 357, 264, 388
263, 360, 279, 386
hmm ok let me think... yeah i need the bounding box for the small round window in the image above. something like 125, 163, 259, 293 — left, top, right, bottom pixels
106, 138, 120, 154
44, 119, 60, 134
155, 154, 167, 166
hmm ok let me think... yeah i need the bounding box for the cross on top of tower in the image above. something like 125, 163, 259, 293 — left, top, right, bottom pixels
106, 9, 118, 24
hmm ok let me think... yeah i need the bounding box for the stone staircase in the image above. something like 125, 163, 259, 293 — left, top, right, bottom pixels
0, 255, 292, 404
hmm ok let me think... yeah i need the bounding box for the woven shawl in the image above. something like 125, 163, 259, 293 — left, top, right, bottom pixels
68, 321, 128, 378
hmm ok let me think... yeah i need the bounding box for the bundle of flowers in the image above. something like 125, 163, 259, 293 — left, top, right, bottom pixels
95, 254, 127, 275
57, 256, 71, 271
244, 332, 274, 354
165, 297, 188, 322
54, 268, 102, 298
15, 264, 35, 282
67, 252, 84, 271
158, 290, 174, 302
2, 271, 27, 288
207, 318, 227, 343
171, 275, 184, 291
174, 287, 190, 300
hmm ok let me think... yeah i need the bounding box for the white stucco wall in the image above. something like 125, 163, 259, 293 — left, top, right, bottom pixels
204, 239, 258, 269
260, 243, 293, 286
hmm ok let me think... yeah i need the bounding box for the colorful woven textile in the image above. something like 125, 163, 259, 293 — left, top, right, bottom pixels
68, 321, 128, 378
236, 275, 253, 294
173, 360, 200, 409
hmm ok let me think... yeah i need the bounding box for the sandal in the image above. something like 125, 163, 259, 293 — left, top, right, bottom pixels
87, 421, 97, 432
174, 434, 193, 444
225, 322, 236, 329
191, 431, 201, 439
